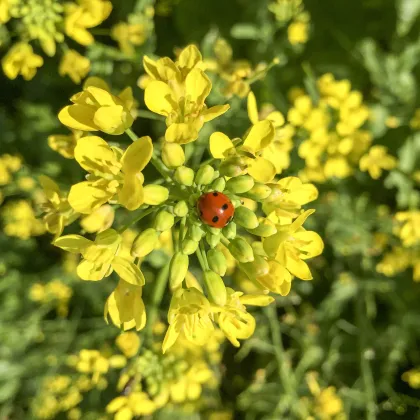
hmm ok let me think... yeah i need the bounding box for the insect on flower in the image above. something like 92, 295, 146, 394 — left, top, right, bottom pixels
197, 192, 235, 228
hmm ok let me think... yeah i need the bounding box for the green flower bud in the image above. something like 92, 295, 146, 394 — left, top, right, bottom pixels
174, 200, 188, 217
234, 206, 259, 229
206, 231, 221, 248
188, 192, 201, 207
226, 175, 255, 194
190, 224, 205, 241
228, 237, 254, 262
162, 142, 185, 168
182, 238, 199, 255
219, 156, 248, 177
203, 270, 227, 306
143, 185, 169, 205
154, 210, 175, 232
239, 255, 270, 279
174, 166, 194, 186
207, 248, 227, 276
169, 252, 189, 289
247, 219, 277, 237
206, 226, 222, 235
132, 228, 159, 257
222, 221, 237, 239
211, 177, 226, 192
244, 183, 272, 201
195, 165, 215, 185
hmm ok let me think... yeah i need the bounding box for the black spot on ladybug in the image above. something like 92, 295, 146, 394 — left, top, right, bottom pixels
222, 203, 229, 210
212, 216, 219, 223
213, 192, 218, 196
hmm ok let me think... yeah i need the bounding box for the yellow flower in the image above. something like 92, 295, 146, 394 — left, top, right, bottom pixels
263, 209, 324, 281
247, 91, 293, 173
163, 288, 215, 353
144, 45, 230, 143
288, 20, 309, 45
217, 288, 273, 347
48, 130, 82, 159
2, 43, 43, 81
105, 280, 146, 331
111, 22, 147, 56
106, 392, 156, 419
359, 145, 397, 179
402, 368, 420, 389
64, 0, 112, 46
74, 349, 110, 383
80, 204, 115, 233
1, 199, 46, 239
263, 176, 318, 220
58, 77, 134, 135
0, 154, 22, 185
39, 175, 79, 238
0, 0, 10, 24
210, 120, 277, 182
54, 228, 145, 284
394, 211, 420, 247
116, 332, 141, 357
59, 49, 91, 84
67, 135, 153, 213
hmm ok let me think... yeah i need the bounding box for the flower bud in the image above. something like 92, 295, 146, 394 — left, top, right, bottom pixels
226, 175, 255, 194
174, 166, 194, 186
143, 185, 169, 205
239, 255, 270, 279
228, 237, 254, 262
206, 231, 220, 248
247, 219, 277, 237
132, 228, 159, 257
234, 206, 259, 229
189, 224, 205, 241
219, 156, 248, 177
244, 183, 272, 201
169, 252, 189, 289
195, 165, 215, 185
207, 248, 227, 276
203, 270, 227, 306
222, 221, 237, 239
174, 200, 188, 217
154, 210, 175, 232
211, 177, 226, 192
162, 143, 185, 168
182, 238, 199, 255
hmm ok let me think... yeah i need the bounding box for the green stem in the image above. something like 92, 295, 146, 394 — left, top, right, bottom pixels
137, 110, 165, 121
145, 262, 170, 342
356, 294, 377, 420
117, 207, 156, 233
200, 241, 209, 270
195, 241, 207, 272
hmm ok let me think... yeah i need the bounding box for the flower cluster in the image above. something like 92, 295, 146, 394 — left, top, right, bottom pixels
1, 0, 111, 82
47, 44, 323, 353
289, 73, 373, 182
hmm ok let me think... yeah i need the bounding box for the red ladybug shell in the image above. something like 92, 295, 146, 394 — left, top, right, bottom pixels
197, 192, 235, 228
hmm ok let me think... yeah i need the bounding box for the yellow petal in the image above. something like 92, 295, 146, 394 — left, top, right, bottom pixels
93, 105, 132, 135
112, 257, 145, 286
68, 181, 113, 214
84, 77, 110, 91
243, 120, 275, 152
286, 252, 313, 280
162, 319, 182, 354
209, 132, 234, 158
293, 231, 324, 258
266, 111, 285, 127
106, 396, 128, 413
239, 294, 274, 306
177, 45, 202, 71
54, 234, 91, 253
247, 157, 276, 183
77, 259, 110, 281
121, 136, 153, 174
202, 104, 230, 122
58, 105, 98, 131
185, 68, 211, 106
143, 55, 160, 80
118, 87, 134, 110
74, 136, 117, 173
247, 91, 259, 125
144, 81, 176, 116
165, 122, 200, 144
118, 175, 144, 211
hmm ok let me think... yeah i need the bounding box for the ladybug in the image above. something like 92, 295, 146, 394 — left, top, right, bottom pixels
197, 192, 235, 228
